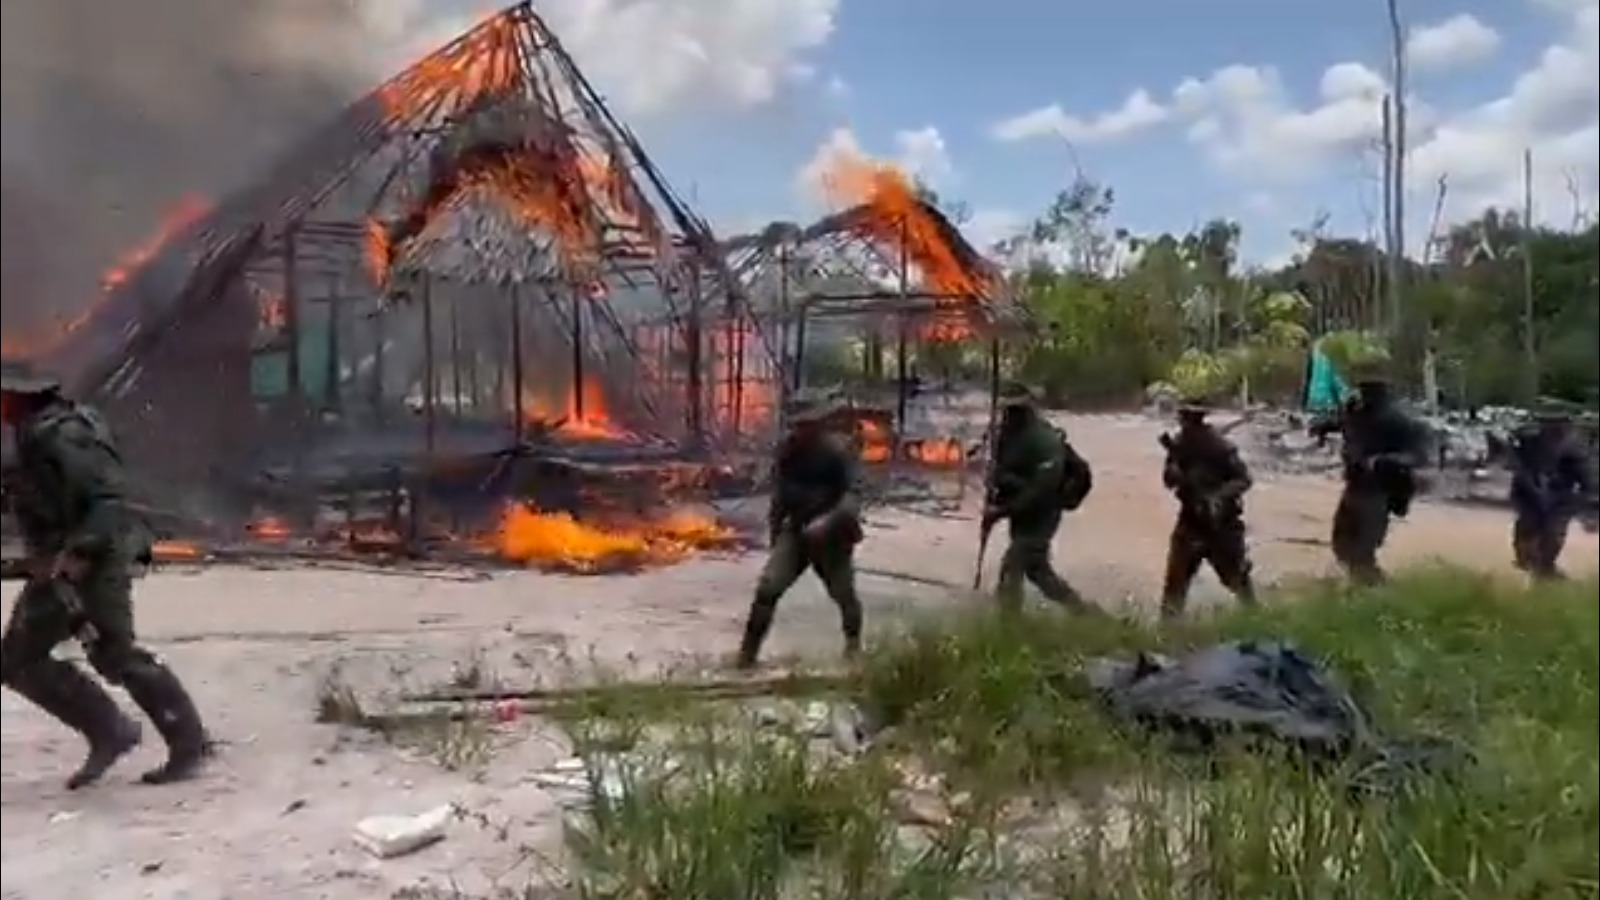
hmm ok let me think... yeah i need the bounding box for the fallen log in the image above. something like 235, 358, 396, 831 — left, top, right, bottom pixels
358, 671, 855, 730
401, 669, 852, 706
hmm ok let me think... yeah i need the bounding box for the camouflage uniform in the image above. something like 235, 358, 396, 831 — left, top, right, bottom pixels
1509, 405, 1596, 581
1159, 403, 1257, 619
985, 382, 1095, 615
737, 392, 865, 669
1, 361, 212, 788
1308, 376, 1427, 586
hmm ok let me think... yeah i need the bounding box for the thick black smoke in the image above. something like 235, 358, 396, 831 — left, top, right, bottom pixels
0, 0, 417, 342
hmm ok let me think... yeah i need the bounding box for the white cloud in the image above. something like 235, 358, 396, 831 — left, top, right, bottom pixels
1407, 14, 1502, 72
1407, 0, 1598, 225
795, 126, 955, 207
356, 0, 842, 116
964, 208, 1027, 252
893, 126, 955, 184
1145, 0, 1597, 230
990, 90, 1168, 144
1169, 62, 1393, 181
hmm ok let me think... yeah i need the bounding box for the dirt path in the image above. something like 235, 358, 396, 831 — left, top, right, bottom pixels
4, 414, 1593, 900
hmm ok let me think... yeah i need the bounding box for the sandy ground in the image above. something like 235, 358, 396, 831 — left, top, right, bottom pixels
3, 413, 1595, 900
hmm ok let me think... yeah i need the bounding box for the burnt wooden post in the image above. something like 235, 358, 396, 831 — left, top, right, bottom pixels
894, 215, 912, 443
371, 305, 388, 424
510, 285, 525, 442
324, 289, 343, 415
282, 227, 305, 416
421, 276, 438, 457
449, 288, 464, 417
685, 263, 705, 448
570, 285, 586, 421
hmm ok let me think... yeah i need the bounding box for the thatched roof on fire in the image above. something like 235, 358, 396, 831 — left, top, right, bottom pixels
392, 200, 561, 286
721, 199, 1027, 331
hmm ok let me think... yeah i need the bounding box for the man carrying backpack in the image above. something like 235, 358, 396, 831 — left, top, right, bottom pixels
1158, 400, 1258, 619
982, 382, 1099, 616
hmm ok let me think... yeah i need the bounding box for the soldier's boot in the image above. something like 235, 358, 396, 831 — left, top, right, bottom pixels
1158, 593, 1187, 622
1031, 565, 1102, 617
735, 598, 779, 671
836, 595, 864, 663
6, 660, 142, 790
121, 663, 212, 785
1233, 578, 1259, 607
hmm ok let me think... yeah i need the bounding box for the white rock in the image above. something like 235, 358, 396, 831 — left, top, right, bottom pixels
352, 805, 453, 859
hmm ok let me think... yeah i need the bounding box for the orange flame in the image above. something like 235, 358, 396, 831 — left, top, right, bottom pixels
523, 375, 628, 440
362, 149, 618, 287
248, 516, 292, 540
857, 418, 893, 463
819, 151, 993, 341
2, 194, 210, 360
494, 503, 733, 573
375, 13, 523, 123
151, 540, 203, 562
906, 437, 966, 467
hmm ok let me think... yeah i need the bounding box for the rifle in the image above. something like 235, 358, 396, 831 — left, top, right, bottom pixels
972, 514, 995, 590
1159, 433, 1227, 527
0, 559, 98, 642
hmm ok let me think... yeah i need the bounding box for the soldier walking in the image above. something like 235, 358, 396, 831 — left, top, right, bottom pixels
1509, 403, 1595, 581
735, 391, 865, 670
1158, 401, 1257, 619
1309, 373, 1428, 586
1, 361, 213, 788
982, 382, 1098, 616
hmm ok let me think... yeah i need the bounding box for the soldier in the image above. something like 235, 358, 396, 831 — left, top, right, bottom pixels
1, 361, 212, 788
1158, 401, 1257, 619
982, 382, 1098, 616
1308, 373, 1428, 586
735, 390, 864, 670
1509, 403, 1596, 581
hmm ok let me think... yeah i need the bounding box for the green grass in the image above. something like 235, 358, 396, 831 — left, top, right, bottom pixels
563, 568, 1600, 899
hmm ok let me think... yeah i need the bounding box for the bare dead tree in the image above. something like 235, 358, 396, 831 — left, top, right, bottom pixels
1563, 168, 1595, 230
1384, 0, 1409, 343
1380, 96, 1395, 335
1521, 149, 1538, 403
1421, 174, 1449, 412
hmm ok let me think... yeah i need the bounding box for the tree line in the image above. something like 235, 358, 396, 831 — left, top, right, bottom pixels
898, 177, 1598, 412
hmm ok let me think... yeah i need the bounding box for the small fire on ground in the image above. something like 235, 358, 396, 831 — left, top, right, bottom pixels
856, 419, 969, 468
493, 503, 738, 574
150, 507, 741, 576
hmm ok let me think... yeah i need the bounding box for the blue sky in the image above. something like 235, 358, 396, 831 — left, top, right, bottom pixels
583, 0, 1597, 266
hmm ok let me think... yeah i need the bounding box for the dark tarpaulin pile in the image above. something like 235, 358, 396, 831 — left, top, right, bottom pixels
1085, 640, 1470, 793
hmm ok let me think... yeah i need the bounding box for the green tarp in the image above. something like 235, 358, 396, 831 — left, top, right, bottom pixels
1304, 340, 1347, 413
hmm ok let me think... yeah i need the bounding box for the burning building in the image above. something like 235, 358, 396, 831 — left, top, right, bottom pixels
2, 3, 775, 574
722, 153, 1032, 506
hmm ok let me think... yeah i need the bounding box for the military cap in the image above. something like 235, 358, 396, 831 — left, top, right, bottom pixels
1176, 395, 1213, 417
996, 380, 1039, 407
0, 359, 61, 394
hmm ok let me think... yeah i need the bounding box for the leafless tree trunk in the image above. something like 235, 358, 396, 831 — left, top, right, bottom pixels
1521, 149, 1538, 403
1385, 0, 1408, 346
